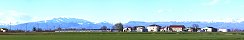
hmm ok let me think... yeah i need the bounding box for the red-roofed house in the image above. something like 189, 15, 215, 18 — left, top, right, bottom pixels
169, 25, 185, 32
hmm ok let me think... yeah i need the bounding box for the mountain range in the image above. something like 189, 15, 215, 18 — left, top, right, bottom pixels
0, 17, 244, 31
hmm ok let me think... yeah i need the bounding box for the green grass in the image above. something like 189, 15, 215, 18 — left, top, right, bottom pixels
0, 32, 244, 40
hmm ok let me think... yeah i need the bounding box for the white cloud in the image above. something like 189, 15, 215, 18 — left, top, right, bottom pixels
162, 17, 244, 23
0, 10, 34, 25
195, 17, 244, 23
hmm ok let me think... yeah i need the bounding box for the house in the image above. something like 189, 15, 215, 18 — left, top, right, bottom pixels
123, 27, 132, 32
0, 28, 7, 32
134, 26, 147, 32
201, 27, 218, 32
147, 24, 161, 32
169, 25, 185, 32
218, 29, 230, 32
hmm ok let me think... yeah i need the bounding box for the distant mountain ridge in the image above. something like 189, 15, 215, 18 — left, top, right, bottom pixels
1, 17, 244, 30
3, 18, 112, 30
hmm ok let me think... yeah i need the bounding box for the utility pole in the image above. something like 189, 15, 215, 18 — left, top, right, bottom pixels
9, 22, 11, 31
25, 23, 28, 32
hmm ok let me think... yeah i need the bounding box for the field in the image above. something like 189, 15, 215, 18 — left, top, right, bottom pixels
0, 32, 244, 40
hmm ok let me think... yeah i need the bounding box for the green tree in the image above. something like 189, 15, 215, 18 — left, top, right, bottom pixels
114, 23, 124, 32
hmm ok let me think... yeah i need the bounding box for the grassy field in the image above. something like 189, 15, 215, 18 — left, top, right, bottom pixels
0, 32, 244, 40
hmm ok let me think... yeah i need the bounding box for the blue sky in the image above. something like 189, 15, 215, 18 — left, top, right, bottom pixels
0, 0, 244, 24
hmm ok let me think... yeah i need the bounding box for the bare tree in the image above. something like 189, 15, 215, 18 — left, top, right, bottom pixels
192, 24, 199, 28
100, 26, 108, 30
192, 24, 199, 32
100, 26, 108, 32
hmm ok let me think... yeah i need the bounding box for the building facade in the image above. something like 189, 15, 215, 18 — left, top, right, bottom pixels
135, 26, 147, 32
147, 24, 161, 32
218, 29, 230, 32
123, 27, 132, 32
202, 27, 218, 32
0, 28, 7, 32
169, 25, 185, 32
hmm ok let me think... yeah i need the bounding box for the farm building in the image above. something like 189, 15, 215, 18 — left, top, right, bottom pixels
201, 27, 218, 32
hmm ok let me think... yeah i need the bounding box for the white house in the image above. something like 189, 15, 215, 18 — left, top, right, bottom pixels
123, 27, 132, 32
147, 24, 161, 32
135, 26, 146, 32
202, 27, 212, 32
201, 27, 217, 32
0, 28, 7, 32
218, 29, 229, 32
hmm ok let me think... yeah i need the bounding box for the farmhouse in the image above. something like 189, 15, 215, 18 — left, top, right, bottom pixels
202, 27, 218, 32
147, 24, 161, 32
169, 25, 185, 32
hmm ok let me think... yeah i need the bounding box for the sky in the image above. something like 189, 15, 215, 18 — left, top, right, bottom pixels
0, 0, 244, 24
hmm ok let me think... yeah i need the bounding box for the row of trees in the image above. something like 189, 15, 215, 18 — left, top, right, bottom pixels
99, 23, 124, 32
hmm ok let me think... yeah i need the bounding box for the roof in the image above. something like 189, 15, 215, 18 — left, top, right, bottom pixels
169, 25, 185, 28
149, 24, 161, 27
134, 26, 145, 27
0, 28, 8, 30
